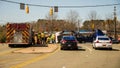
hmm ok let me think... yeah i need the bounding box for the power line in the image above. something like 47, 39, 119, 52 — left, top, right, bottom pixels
0, 0, 20, 4
58, 4, 120, 8
0, 0, 120, 8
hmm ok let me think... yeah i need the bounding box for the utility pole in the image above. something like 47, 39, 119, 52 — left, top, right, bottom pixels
77, 20, 80, 32
114, 6, 117, 39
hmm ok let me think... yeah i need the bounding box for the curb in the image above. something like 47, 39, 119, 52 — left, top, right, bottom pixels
12, 44, 59, 54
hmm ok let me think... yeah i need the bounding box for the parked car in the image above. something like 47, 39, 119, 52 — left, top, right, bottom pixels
76, 35, 86, 43
60, 36, 78, 50
92, 36, 112, 50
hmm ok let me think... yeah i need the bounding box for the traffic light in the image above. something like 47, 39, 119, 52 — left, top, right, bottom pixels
20, 3, 25, 10
49, 7, 53, 16
25, 5, 29, 14
54, 6, 58, 12
92, 23, 94, 29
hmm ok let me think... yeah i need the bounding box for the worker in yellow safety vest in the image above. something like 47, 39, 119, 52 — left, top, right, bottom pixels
51, 34, 55, 43
46, 35, 51, 44
41, 32, 45, 44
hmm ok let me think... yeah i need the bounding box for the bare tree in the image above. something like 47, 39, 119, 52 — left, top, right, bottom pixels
88, 10, 99, 20
105, 14, 114, 31
65, 10, 81, 30
66, 10, 80, 23
45, 13, 58, 20
87, 11, 102, 30
44, 12, 58, 32
105, 13, 113, 20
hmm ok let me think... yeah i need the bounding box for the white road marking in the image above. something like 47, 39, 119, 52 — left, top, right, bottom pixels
82, 45, 93, 54
62, 66, 66, 68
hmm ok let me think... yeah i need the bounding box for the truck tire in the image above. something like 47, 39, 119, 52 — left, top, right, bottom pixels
9, 44, 14, 48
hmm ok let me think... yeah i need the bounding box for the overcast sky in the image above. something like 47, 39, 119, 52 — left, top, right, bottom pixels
0, 0, 119, 25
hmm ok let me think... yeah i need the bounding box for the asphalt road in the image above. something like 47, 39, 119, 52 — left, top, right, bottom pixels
0, 43, 120, 68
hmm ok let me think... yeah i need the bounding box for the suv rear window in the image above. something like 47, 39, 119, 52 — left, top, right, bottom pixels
63, 36, 76, 41
98, 38, 109, 40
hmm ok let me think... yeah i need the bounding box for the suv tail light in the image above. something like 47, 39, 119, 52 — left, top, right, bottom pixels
110, 41, 112, 43
62, 40, 67, 44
